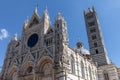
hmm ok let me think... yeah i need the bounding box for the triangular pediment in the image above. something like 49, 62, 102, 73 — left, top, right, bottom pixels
23, 53, 34, 63
28, 12, 41, 28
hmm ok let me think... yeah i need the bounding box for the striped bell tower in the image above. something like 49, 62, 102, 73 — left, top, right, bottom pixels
84, 7, 109, 66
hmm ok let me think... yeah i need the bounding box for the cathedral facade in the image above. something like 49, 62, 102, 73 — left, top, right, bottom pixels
0, 7, 120, 80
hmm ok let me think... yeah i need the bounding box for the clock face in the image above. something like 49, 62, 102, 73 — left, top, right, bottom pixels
27, 33, 38, 48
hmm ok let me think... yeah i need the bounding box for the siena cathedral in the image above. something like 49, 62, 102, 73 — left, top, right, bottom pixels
0, 7, 120, 80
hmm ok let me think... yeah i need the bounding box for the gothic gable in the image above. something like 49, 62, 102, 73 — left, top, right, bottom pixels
37, 48, 53, 62
23, 53, 34, 63
27, 12, 41, 28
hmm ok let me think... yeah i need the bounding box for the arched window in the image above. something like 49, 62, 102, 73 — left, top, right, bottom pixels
81, 61, 85, 78
103, 71, 109, 80
89, 67, 92, 80
71, 55, 75, 74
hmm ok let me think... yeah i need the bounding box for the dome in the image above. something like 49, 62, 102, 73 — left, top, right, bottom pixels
76, 39, 90, 55
76, 41, 83, 49
76, 39, 83, 49
79, 47, 90, 55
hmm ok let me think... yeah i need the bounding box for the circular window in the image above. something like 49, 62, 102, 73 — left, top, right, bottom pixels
27, 33, 38, 48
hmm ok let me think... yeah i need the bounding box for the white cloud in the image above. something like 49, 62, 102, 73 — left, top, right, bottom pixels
0, 29, 8, 40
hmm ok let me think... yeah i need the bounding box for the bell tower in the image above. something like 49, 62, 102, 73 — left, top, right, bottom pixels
84, 8, 109, 66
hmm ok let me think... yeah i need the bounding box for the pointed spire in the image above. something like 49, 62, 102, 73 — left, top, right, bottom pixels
23, 16, 29, 29
13, 33, 17, 41
34, 4, 38, 13
57, 12, 63, 20
43, 6, 50, 20
44, 6, 49, 16
45, 6, 48, 13
25, 16, 29, 24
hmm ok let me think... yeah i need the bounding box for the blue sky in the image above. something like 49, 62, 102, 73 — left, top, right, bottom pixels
0, 0, 120, 68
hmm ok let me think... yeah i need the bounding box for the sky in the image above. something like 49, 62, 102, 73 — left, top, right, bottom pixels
0, 0, 120, 69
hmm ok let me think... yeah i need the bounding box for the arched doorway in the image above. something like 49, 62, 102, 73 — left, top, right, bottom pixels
38, 56, 54, 80
21, 61, 34, 80
41, 62, 53, 80
8, 66, 18, 80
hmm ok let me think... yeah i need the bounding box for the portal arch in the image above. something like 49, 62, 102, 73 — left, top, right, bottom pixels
37, 56, 54, 80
